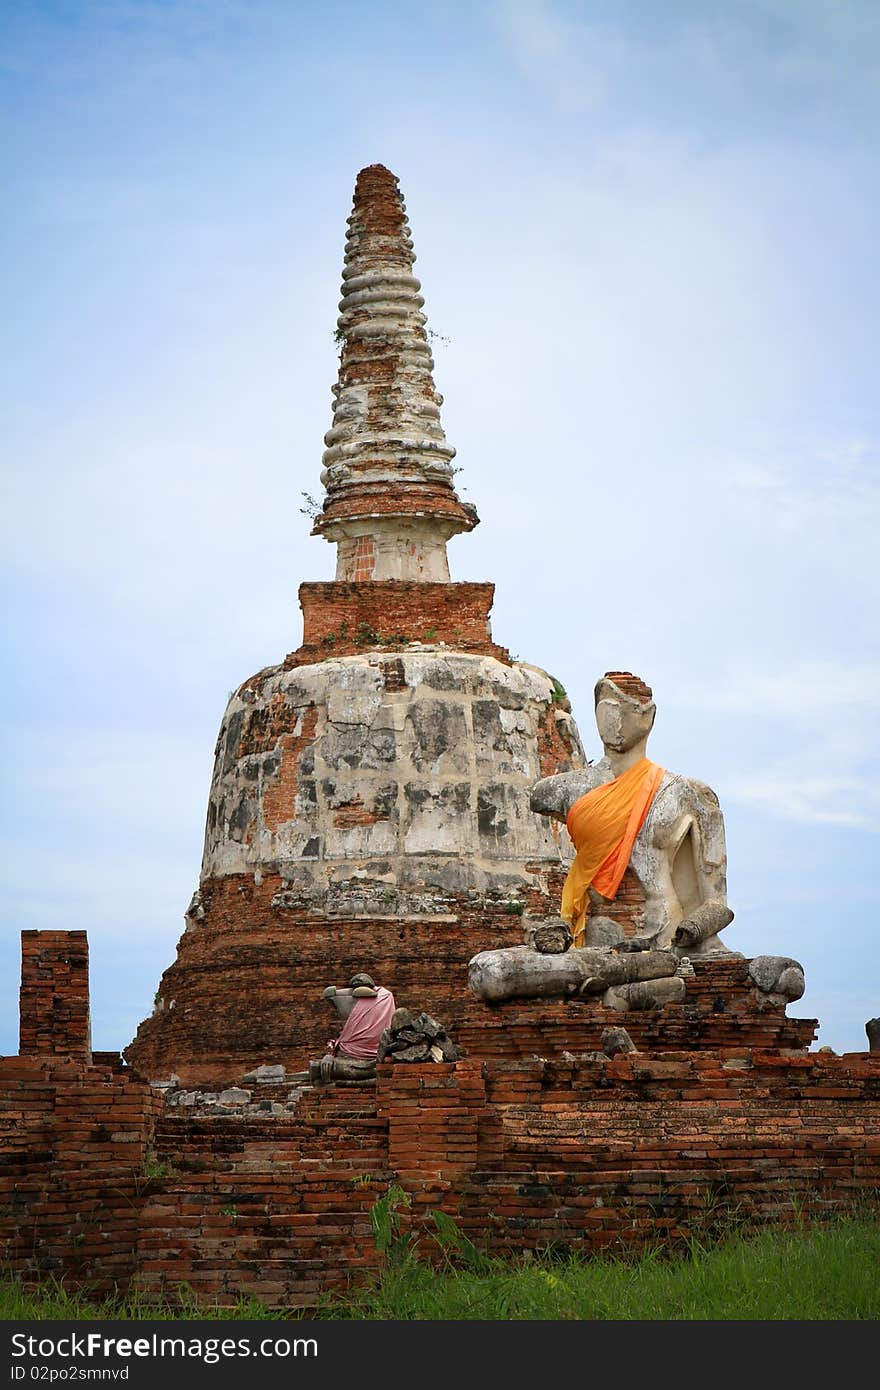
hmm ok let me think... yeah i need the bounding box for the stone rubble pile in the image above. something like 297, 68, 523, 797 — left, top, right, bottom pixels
531, 920, 573, 954
378, 1007, 462, 1063
157, 1067, 311, 1116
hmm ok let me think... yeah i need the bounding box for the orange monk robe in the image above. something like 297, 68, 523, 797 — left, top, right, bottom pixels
561, 758, 665, 947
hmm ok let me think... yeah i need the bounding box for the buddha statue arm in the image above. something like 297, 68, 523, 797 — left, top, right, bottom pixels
664, 780, 734, 952
322, 985, 356, 1022
529, 768, 598, 821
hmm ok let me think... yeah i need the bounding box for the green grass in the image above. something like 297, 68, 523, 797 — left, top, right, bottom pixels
0, 1277, 280, 1321
3, 1214, 879, 1320
323, 1216, 880, 1319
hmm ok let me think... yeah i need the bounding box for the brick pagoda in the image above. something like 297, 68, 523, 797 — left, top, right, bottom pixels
124, 164, 587, 1085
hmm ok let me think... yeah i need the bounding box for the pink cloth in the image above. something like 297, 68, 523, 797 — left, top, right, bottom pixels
329, 987, 396, 1061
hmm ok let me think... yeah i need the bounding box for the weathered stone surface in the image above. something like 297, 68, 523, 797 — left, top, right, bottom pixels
199, 651, 582, 910
468, 945, 678, 1004
601, 1026, 637, 1056
242, 1064, 286, 1083
866, 1018, 880, 1052
602, 977, 687, 1011
749, 956, 806, 1000
308, 1056, 376, 1086
217, 1087, 251, 1106
377, 1008, 462, 1063
532, 921, 572, 954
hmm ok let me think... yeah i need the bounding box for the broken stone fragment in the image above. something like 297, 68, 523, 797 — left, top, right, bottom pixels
389, 1007, 415, 1031
242, 1064, 286, 1083
377, 1007, 462, 1063
184, 891, 205, 931
748, 955, 806, 1001
602, 977, 686, 1012
600, 1027, 637, 1057
866, 1018, 880, 1052
532, 921, 573, 954
393, 1044, 432, 1062
673, 900, 735, 950
308, 1056, 377, 1086
217, 1087, 252, 1106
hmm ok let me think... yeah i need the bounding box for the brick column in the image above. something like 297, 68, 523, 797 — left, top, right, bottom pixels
19, 930, 92, 1062
379, 1061, 486, 1183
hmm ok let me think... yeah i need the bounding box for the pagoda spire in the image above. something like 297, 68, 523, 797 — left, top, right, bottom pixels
313, 164, 478, 581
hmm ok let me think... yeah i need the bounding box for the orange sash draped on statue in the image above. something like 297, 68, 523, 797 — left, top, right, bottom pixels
561, 758, 665, 947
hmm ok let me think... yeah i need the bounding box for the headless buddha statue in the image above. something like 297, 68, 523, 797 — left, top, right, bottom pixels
530, 672, 735, 958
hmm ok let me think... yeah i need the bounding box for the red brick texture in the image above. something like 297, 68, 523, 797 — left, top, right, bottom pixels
0, 1053, 162, 1292
19, 930, 91, 1062
601, 671, 653, 703
123, 879, 544, 1083
3, 1046, 877, 1306
381, 1051, 880, 1261
314, 483, 475, 531
288, 581, 509, 665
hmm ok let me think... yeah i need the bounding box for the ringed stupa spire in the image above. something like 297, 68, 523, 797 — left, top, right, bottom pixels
313, 164, 478, 581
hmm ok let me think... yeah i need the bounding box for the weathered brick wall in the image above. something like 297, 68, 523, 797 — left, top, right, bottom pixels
3, 1042, 877, 1306
19, 930, 91, 1061
4, 928, 869, 1309
450, 957, 817, 1057
0, 1054, 162, 1291
132, 1050, 880, 1306
136, 639, 588, 1083
292, 581, 509, 664
376, 1053, 880, 1261
4, 923, 157, 1291
136, 1093, 390, 1304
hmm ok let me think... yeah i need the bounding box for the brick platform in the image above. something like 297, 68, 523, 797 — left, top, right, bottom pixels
3, 1040, 878, 1307
124, 886, 815, 1084
4, 929, 877, 1308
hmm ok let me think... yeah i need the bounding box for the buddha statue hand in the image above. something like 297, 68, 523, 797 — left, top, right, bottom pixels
672, 900, 735, 950
613, 935, 657, 954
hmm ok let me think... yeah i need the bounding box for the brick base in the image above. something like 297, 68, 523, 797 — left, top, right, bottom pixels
4, 927, 873, 1310
3, 1047, 877, 1306
288, 581, 510, 665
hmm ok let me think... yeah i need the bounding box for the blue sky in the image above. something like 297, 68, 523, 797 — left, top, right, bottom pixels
2, 0, 878, 1055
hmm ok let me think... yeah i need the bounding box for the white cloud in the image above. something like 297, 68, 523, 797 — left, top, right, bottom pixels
675, 659, 880, 720
670, 653, 880, 829
724, 437, 880, 538
722, 769, 879, 829
495, 0, 880, 117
